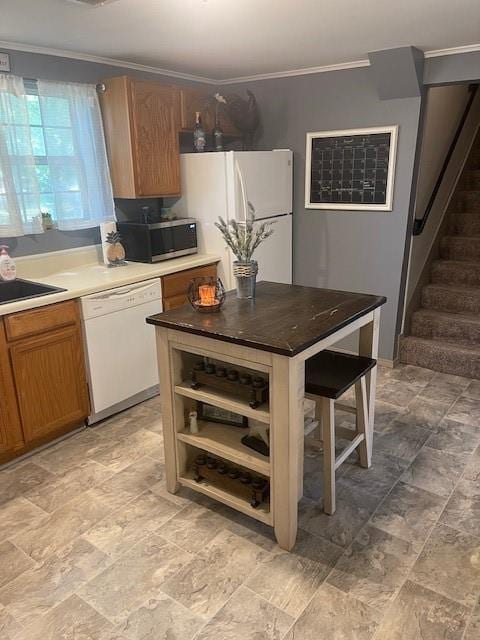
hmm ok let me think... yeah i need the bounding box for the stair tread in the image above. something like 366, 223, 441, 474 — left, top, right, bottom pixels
448, 209, 480, 216
432, 259, 480, 267
402, 335, 480, 355
442, 234, 480, 241
413, 308, 480, 324
424, 282, 480, 294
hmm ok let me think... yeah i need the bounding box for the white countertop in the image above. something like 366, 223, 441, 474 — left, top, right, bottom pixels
0, 247, 221, 317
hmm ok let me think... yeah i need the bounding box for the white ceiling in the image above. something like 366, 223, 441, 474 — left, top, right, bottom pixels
1, 0, 480, 82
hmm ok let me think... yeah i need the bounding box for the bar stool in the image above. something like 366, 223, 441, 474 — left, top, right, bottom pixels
304, 349, 376, 515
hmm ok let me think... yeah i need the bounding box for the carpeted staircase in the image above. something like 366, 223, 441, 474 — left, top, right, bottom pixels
401, 137, 480, 378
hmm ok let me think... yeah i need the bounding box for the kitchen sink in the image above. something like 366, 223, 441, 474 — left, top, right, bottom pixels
0, 279, 66, 305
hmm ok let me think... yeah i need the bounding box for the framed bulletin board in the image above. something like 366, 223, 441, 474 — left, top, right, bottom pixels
305, 125, 398, 211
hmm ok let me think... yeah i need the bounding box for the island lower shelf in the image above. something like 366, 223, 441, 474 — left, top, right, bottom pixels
177, 421, 270, 476
175, 382, 270, 424
171, 346, 272, 526
178, 469, 272, 525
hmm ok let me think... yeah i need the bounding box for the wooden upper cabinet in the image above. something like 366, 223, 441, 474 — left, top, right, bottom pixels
99, 76, 181, 198
180, 87, 214, 132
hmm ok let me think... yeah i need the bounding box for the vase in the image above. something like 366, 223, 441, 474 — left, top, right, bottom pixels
213, 123, 223, 151
233, 260, 258, 299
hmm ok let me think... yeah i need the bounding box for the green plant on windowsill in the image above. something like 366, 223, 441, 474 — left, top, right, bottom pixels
41, 210, 53, 231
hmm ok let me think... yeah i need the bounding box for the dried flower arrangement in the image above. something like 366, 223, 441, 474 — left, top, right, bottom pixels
214, 202, 275, 263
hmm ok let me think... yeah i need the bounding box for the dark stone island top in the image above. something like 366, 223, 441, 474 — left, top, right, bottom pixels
146, 282, 386, 357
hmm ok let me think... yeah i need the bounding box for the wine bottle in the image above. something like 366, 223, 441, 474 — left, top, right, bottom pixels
193, 111, 206, 152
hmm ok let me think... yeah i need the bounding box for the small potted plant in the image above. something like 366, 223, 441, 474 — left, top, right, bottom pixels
215, 203, 275, 299
41, 209, 53, 231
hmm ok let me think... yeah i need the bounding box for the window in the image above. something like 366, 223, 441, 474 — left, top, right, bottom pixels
0, 74, 114, 237
27, 88, 81, 224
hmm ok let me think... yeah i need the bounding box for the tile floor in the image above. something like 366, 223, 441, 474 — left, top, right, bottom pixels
0, 364, 479, 639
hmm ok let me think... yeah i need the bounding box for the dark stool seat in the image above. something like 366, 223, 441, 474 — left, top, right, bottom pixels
305, 350, 377, 399
304, 349, 377, 516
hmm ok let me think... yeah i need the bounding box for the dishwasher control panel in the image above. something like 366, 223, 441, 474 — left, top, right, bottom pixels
80, 278, 162, 320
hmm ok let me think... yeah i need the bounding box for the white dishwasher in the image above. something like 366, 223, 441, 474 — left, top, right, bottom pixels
81, 278, 162, 424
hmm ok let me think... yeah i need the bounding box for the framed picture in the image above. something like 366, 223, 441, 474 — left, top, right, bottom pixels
305, 125, 398, 211
197, 402, 248, 428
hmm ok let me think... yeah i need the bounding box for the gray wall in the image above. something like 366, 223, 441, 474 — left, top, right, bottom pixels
424, 51, 480, 86
0, 47, 211, 257
414, 84, 470, 218
223, 68, 422, 361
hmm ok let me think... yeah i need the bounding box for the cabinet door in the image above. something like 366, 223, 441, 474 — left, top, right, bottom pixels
0, 320, 24, 460
162, 264, 217, 311
131, 81, 181, 197
180, 87, 214, 132
10, 326, 90, 444
163, 293, 188, 311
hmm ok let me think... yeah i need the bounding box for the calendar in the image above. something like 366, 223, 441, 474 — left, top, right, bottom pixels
305, 126, 398, 211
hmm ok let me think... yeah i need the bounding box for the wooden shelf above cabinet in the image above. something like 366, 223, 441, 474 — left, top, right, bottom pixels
180, 87, 214, 132
179, 86, 242, 137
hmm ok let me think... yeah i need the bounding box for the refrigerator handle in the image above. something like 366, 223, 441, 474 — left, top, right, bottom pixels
235, 160, 249, 223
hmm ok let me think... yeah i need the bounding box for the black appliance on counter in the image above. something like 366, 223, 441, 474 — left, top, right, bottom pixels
117, 218, 198, 263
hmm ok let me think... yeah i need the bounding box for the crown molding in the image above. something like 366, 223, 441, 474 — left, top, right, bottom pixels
217, 43, 480, 84
0, 40, 218, 84
1, 39, 479, 87
216, 58, 370, 85
424, 43, 480, 58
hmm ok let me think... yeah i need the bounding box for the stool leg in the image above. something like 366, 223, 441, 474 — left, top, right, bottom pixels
355, 376, 372, 468
321, 397, 336, 515
314, 399, 323, 442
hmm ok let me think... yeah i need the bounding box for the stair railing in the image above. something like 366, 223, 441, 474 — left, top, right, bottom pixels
413, 84, 479, 236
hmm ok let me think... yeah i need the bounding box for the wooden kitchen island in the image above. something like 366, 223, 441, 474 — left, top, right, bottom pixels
147, 282, 386, 551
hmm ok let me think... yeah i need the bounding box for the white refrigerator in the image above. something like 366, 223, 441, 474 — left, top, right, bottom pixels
171, 150, 293, 290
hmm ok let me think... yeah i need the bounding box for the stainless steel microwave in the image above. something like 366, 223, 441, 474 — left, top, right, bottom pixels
117, 218, 198, 263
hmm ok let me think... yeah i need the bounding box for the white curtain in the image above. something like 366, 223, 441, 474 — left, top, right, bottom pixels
0, 74, 42, 236
36, 80, 115, 231
0, 74, 115, 237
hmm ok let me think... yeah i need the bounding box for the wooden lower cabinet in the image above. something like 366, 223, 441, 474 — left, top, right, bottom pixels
162, 263, 218, 311
0, 299, 90, 464
10, 325, 90, 444
0, 322, 24, 462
